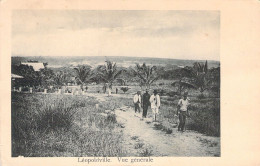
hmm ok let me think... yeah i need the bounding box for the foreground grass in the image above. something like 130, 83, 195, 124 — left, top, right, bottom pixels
12, 92, 125, 157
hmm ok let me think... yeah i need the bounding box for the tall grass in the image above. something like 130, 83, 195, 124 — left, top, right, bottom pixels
12, 93, 125, 157
187, 99, 220, 136
152, 95, 220, 136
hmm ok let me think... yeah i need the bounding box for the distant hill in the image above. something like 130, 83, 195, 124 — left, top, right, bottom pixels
12, 56, 220, 69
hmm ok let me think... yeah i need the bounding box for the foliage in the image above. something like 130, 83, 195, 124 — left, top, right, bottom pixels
158, 95, 220, 136
120, 87, 130, 93
187, 99, 220, 136
74, 65, 93, 90
53, 71, 70, 87
170, 61, 219, 96
39, 68, 55, 88
190, 61, 211, 94
208, 67, 220, 97
139, 146, 153, 157
96, 61, 125, 90
132, 63, 159, 89
171, 80, 197, 95
11, 93, 125, 157
12, 64, 41, 87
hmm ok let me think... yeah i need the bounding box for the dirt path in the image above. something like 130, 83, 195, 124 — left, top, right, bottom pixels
87, 93, 220, 157
115, 106, 220, 157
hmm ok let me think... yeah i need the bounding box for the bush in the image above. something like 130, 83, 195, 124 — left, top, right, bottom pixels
167, 91, 180, 97
120, 87, 130, 93
37, 102, 76, 131
11, 94, 76, 141
106, 113, 117, 124
197, 93, 206, 100
154, 89, 166, 96
11, 93, 125, 157
186, 99, 220, 136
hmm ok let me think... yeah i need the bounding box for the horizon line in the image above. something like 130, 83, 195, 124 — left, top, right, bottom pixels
11, 55, 220, 62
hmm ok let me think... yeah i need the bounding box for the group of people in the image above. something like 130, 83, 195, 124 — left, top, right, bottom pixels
133, 90, 190, 132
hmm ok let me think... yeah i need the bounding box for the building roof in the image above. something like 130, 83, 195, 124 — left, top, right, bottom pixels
21, 62, 45, 71
11, 73, 24, 79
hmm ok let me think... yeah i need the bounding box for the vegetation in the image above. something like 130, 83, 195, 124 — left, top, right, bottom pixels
96, 61, 126, 94
11, 59, 220, 156
12, 93, 126, 157
132, 63, 159, 89
157, 96, 220, 136
120, 87, 130, 94
74, 65, 93, 90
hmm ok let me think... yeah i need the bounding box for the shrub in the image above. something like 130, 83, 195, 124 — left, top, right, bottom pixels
158, 82, 164, 86
167, 91, 180, 97
37, 101, 76, 131
120, 87, 130, 93
106, 113, 117, 124
186, 99, 220, 136
197, 93, 206, 100
11, 93, 125, 157
154, 89, 166, 96
139, 146, 153, 157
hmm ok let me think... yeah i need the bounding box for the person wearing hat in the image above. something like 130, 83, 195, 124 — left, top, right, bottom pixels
149, 90, 161, 122
142, 89, 150, 118
133, 90, 142, 113
177, 91, 190, 132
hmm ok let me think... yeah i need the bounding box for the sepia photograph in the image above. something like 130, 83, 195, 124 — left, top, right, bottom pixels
11, 10, 220, 157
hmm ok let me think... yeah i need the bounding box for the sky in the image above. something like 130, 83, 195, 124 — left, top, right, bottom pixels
12, 10, 220, 60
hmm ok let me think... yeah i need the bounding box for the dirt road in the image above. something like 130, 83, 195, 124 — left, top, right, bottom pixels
88, 93, 220, 157
115, 106, 220, 157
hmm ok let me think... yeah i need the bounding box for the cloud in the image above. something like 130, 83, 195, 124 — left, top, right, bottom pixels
12, 10, 219, 60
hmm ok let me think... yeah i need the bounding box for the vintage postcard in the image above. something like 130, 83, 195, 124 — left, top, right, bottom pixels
0, 0, 260, 166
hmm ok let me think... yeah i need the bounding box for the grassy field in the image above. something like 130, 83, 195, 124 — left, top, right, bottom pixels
12, 89, 220, 157
11, 92, 126, 157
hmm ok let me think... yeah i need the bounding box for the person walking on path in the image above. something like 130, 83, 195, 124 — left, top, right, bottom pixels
177, 91, 190, 132
133, 91, 142, 113
142, 89, 150, 118
150, 90, 160, 122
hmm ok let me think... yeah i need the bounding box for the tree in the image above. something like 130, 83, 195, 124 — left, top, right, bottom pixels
96, 61, 125, 95
171, 61, 212, 96
38, 68, 55, 88
171, 79, 197, 95
74, 65, 93, 91
191, 61, 211, 95
208, 66, 220, 97
132, 63, 159, 89
12, 64, 40, 87
121, 87, 130, 94
53, 71, 70, 88
170, 66, 196, 95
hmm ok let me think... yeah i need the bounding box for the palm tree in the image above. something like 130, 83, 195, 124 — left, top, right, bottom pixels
74, 65, 93, 91
132, 63, 159, 89
96, 61, 125, 95
171, 79, 197, 95
53, 71, 70, 88
171, 61, 211, 96
191, 61, 211, 95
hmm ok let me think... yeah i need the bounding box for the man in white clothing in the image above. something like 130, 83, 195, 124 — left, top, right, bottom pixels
133, 91, 142, 113
177, 91, 190, 132
150, 90, 160, 122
